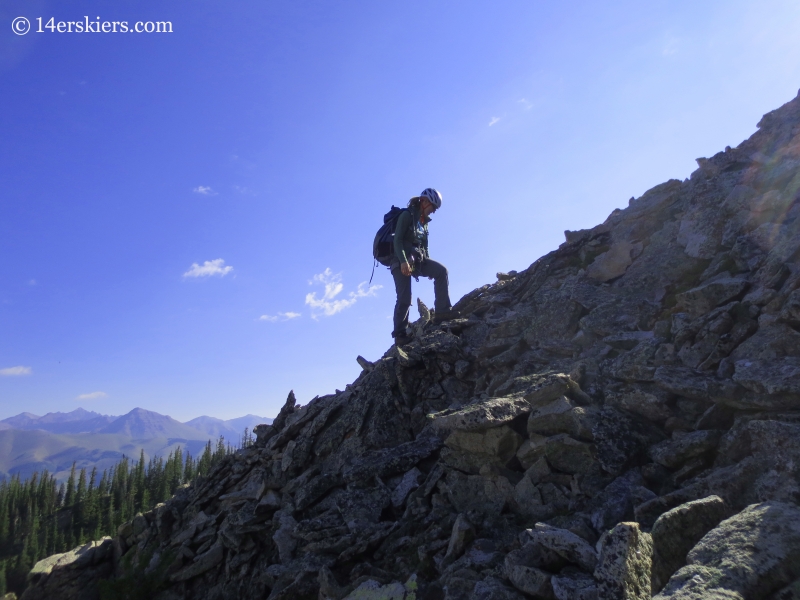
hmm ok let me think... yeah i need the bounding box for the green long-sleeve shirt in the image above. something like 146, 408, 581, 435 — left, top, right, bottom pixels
393, 205, 430, 265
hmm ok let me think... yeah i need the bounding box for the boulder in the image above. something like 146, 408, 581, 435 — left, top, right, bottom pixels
544, 435, 598, 475
516, 435, 549, 470
552, 567, 598, 600
391, 468, 422, 508
589, 469, 646, 531
587, 241, 640, 282
342, 576, 418, 600
21, 539, 114, 600
654, 501, 800, 599
650, 495, 728, 593
444, 425, 523, 462
511, 472, 548, 519
445, 471, 512, 518
594, 522, 653, 600
505, 564, 554, 598
442, 514, 475, 567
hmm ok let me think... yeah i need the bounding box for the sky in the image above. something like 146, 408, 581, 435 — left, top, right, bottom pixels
2, 0, 800, 422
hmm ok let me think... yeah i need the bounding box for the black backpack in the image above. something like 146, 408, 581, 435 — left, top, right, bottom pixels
373, 205, 407, 266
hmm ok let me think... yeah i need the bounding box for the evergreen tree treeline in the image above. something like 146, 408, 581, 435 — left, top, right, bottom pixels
0, 435, 240, 596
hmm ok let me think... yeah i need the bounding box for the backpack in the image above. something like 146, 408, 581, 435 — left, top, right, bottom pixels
372, 205, 407, 266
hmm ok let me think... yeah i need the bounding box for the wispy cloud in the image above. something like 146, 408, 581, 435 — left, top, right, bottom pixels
489, 116, 501, 126
183, 259, 233, 278
234, 185, 255, 195
76, 391, 108, 400
662, 37, 679, 56
27, 279, 37, 286
259, 312, 301, 322
0, 366, 32, 376
517, 98, 533, 110
193, 185, 217, 195
305, 268, 381, 318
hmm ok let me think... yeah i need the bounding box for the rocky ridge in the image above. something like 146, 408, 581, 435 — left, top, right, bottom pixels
20, 90, 800, 600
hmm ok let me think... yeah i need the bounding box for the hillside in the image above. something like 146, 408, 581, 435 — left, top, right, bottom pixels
1, 409, 115, 435
0, 409, 271, 482
20, 90, 800, 600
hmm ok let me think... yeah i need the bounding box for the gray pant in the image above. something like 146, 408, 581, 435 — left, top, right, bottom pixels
391, 258, 451, 337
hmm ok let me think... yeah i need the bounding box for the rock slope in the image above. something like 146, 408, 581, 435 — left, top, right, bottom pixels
21, 90, 800, 600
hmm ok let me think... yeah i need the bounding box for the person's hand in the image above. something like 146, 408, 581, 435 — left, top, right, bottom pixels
401, 261, 412, 276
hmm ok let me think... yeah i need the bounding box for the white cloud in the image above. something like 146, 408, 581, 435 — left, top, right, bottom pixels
259, 312, 301, 322
76, 391, 108, 400
193, 185, 217, 195
234, 185, 254, 195
183, 259, 233, 278
27, 279, 37, 286
305, 268, 381, 318
489, 116, 501, 126
0, 366, 32, 376
517, 98, 533, 110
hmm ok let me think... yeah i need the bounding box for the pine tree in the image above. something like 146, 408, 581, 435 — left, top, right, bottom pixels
215, 435, 226, 461
0, 558, 6, 596
183, 452, 194, 483
64, 463, 77, 507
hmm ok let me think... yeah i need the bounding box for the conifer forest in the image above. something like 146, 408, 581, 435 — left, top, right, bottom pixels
0, 431, 254, 597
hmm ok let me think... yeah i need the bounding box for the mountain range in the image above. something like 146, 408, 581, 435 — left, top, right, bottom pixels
0, 407, 271, 482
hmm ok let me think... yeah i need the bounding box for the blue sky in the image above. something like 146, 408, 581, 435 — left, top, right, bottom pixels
2, 0, 800, 421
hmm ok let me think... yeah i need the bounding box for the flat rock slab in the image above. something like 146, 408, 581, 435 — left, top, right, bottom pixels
343, 432, 443, 483
528, 523, 598, 572
648, 430, 723, 469
495, 372, 574, 406
676, 277, 749, 316
169, 543, 224, 583
428, 396, 532, 431
733, 358, 800, 395
654, 501, 800, 599
605, 384, 673, 422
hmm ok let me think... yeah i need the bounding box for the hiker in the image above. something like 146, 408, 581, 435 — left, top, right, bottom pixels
391, 188, 459, 345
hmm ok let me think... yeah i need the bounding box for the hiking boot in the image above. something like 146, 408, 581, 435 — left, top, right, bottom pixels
394, 334, 413, 347
433, 309, 461, 323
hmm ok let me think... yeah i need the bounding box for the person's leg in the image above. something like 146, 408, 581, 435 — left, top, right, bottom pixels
418, 259, 451, 313
391, 263, 412, 338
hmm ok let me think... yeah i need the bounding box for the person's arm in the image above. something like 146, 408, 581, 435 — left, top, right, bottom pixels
394, 210, 415, 275
393, 210, 411, 264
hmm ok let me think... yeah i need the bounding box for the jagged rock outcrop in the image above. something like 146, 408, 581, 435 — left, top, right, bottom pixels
21, 90, 800, 600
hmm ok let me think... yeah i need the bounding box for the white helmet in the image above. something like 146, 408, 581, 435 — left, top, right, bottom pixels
420, 188, 442, 209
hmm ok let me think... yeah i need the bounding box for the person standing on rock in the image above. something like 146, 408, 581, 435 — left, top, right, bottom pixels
391, 188, 459, 346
